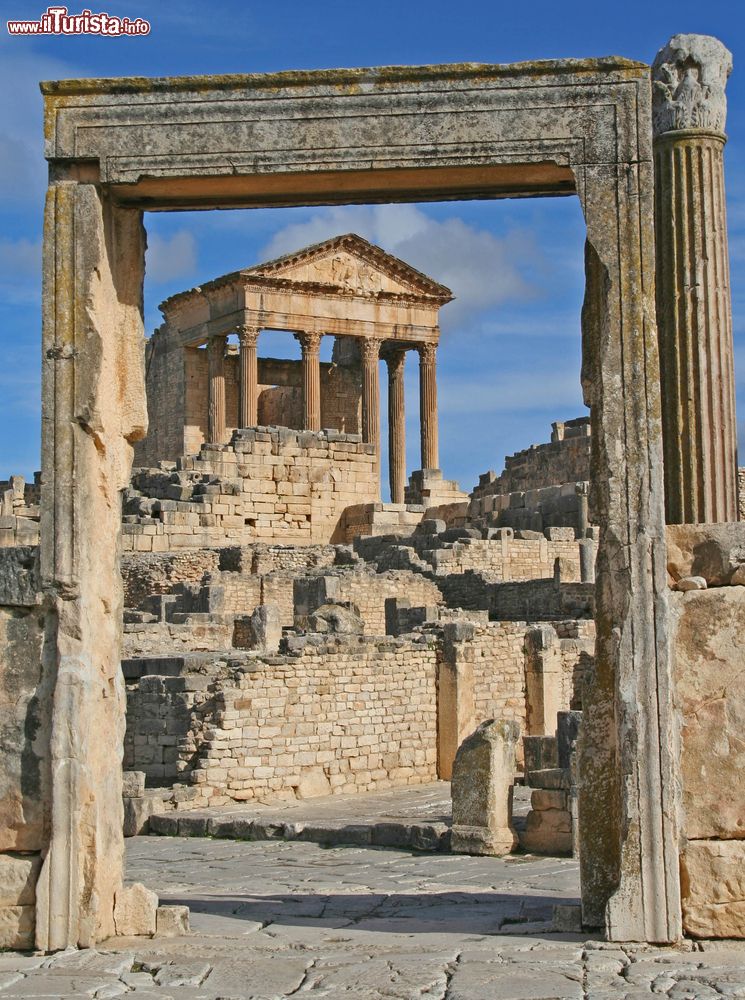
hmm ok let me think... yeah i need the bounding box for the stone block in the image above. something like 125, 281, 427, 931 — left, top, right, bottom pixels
667, 523, 745, 585
122, 771, 146, 798
673, 587, 745, 839
531, 789, 566, 811
0, 546, 39, 607
156, 904, 190, 937
681, 840, 745, 938
294, 768, 331, 799
123, 796, 154, 838
451, 718, 520, 856
0, 905, 34, 950
114, 882, 158, 936
520, 807, 573, 855
0, 853, 41, 906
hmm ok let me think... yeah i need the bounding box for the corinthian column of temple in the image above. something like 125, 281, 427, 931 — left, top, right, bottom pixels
207, 334, 227, 444
238, 325, 259, 428
386, 349, 407, 504
418, 343, 439, 471
360, 337, 382, 488
653, 34, 738, 523
295, 331, 322, 431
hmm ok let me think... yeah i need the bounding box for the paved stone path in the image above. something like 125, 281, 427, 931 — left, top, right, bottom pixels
1, 837, 744, 998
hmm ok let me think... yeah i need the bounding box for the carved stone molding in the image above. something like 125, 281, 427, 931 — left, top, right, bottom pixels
360, 337, 383, 363
652, 34, 733, 136
237, 324, 260, 348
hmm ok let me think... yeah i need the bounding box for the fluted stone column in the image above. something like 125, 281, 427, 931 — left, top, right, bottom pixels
653, 34, 737, 523
418, 343, 439, 470
386, 349, 407, 504
238, 325, 259, 428
295, 331, 322, 431
207, 334, 227, 443
361, 337, 382, 485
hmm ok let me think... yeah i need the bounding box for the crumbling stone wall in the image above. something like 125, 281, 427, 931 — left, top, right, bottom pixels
126, 638, 439, 804
0, 476, 41, 549
668, 524, 745, 939
124, 427, 378, 550
473, 417, 591, 499
0, 547, 47, 949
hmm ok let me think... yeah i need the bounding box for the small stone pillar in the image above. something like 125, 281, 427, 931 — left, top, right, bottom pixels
296, 331, 322, 431
386, 349, 407, 504
361, 337, 382, 484
524, 625, 563, 737
578, 538, 596, 584
653, 34, 738, 523
238, 325, 259, 428
418, 342, 439, 470
575, 482, 589, 538
451, 719, 520, 856
207, 334, 227, 443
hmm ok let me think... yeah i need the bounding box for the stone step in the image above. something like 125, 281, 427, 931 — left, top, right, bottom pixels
148, 811, 452, 852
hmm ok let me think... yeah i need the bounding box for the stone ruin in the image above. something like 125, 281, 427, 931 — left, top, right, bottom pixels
0, 30, 743, 954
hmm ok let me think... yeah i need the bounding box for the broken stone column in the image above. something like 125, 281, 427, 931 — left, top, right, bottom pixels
653, 34, 738, 523
524, 626, 563, 737
436, 622, 476, 780
451, 719, 520, 856
361, 337, 382, 485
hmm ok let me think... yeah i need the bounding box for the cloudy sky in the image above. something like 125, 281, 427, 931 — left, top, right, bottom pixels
1, 0, 743, 497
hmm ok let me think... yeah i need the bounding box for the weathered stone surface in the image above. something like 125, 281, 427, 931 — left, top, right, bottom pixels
667, 524, 745, 585
0, 853, 42, 907
294, 769, 331, 800
451, 719, 519, 856
672, 587, 745, 839
122, 771, 146, 798
521, 806, 573, 856
113, 883, 158, 937
675, 576, 707, 591
155, 904, 190, 937
241, 603, 282, 653
307, 603, 363, 634
653, 33, 732, 135
0, 547, 40, 607
681, 841, 745, 938
123, 797, 153, 839
0, 905, 34, 950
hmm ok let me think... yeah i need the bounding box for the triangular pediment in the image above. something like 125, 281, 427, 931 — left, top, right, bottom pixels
243, 234, 453, 302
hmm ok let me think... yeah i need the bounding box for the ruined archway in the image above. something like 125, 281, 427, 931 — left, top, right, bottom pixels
36, 56, 679, 948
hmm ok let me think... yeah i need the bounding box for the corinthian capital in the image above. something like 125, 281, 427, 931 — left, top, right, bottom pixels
418, 343, 437, 365
295, 331, 322, 355
652, 34, 732, 137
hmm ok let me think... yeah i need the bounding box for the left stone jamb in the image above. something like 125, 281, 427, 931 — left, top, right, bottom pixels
36, 181, 148, 950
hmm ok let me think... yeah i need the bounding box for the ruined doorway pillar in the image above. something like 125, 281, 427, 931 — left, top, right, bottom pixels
207, 335, 227, 443
653, 34, 738, 523
386, 349, 407, 503
296, 331, 322, 432
418, 343, 439, 470
238, 325, 259, 428
361, 338, 382, 487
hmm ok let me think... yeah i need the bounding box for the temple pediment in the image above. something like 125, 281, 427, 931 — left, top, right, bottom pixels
244, 234, 453, 303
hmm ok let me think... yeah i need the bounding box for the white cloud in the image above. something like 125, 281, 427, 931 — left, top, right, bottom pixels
260, 204, 539, 330
146, 230, 198, 284
0, 41, 83, 206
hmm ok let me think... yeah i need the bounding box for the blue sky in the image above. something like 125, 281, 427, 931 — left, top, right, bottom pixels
0, 0, 743, 497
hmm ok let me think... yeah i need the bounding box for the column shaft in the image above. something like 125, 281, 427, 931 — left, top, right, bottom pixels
361, 338, 382, 487
207, 335, 227, 444
386, 350, 407, 503
296, 332, 322, 431
652, 35, 737, 523
418, 343, 439, 470
238, 326, 259, 428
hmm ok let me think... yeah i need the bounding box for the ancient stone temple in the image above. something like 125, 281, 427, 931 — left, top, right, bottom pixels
136, 233, 454, 508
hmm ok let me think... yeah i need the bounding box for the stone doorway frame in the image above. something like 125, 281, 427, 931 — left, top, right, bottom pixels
38, 57, 679, 948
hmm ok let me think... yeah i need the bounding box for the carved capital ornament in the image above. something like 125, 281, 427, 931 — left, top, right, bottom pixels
652, 34, 732, 137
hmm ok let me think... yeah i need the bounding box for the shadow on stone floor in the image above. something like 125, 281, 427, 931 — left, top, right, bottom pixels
154, 889, 581, 937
